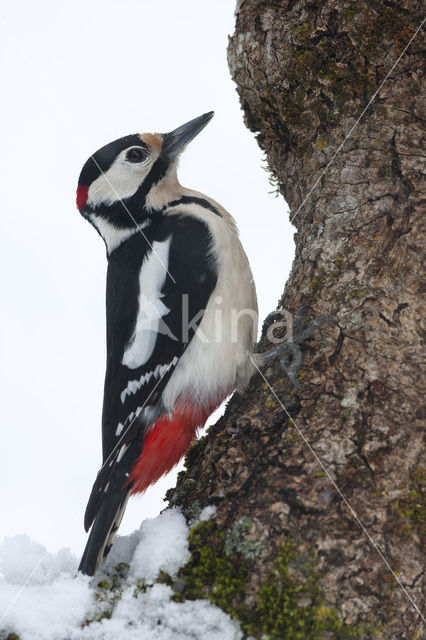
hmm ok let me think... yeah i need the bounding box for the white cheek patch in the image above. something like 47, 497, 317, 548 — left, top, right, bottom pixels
122, 236, 173, 369
87, 150, 152, 207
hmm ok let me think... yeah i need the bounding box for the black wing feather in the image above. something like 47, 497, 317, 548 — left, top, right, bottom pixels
82, 214, 217, 535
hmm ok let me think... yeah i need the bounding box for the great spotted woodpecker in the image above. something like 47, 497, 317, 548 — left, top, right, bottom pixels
76, 112, 258, 575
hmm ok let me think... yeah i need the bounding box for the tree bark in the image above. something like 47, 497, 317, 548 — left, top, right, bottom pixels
168, 2, 425, 638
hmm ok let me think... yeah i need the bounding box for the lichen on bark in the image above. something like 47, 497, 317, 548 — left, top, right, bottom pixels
168, 1, 425, 637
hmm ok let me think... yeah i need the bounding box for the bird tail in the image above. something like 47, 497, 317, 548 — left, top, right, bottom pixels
78, 442, 139, 576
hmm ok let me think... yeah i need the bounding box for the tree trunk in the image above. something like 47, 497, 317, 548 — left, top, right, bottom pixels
167, 2, 425, 638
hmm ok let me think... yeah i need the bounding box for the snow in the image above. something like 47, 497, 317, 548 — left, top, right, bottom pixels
74, 584, 242, 640
0, 508, 242, 640
0, 534, 76, 585
0, 538, 91, 640
129, 508, 190, 583
198, 505, 217, 522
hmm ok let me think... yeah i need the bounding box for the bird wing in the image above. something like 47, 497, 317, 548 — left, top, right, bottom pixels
84, 215, 218, 531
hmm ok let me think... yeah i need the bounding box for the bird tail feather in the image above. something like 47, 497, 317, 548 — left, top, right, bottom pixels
78, 443, 138, 576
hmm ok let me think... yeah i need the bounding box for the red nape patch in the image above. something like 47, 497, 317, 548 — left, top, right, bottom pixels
128, 402, 217, 495
76, 185, 89, 210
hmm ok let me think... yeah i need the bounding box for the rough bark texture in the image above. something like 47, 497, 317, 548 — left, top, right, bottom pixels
167, 2, 425, 638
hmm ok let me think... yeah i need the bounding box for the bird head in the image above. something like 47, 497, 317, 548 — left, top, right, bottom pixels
76, 112, 214, 245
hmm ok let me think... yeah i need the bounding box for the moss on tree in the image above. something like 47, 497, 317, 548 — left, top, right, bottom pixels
165, 520, 372, 639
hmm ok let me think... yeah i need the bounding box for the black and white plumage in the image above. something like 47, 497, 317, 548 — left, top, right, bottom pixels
76, 112, 258, 576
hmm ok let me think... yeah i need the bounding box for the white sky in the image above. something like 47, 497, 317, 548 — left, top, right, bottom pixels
0, 0, 294, 554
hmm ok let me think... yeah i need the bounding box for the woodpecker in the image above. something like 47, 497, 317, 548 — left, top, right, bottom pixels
76, 112, 258, 576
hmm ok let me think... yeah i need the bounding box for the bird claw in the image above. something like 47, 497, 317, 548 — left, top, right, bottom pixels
293, 306, 338, 344
279, 342, 304, 389
259, 306, 338, 390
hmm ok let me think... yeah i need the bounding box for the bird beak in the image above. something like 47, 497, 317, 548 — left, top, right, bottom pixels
162, 111, 214, 158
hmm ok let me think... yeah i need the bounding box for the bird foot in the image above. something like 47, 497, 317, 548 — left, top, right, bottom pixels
259, 306, 338, 390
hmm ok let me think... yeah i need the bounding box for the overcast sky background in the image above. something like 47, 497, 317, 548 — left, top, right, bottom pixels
0, 0, 294, 554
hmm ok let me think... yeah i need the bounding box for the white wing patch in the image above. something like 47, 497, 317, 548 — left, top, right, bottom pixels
120, 357, 179, 404
122, 236, 172, 369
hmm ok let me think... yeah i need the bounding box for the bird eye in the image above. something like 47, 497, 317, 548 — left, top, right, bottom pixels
125, 147, 147, 163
